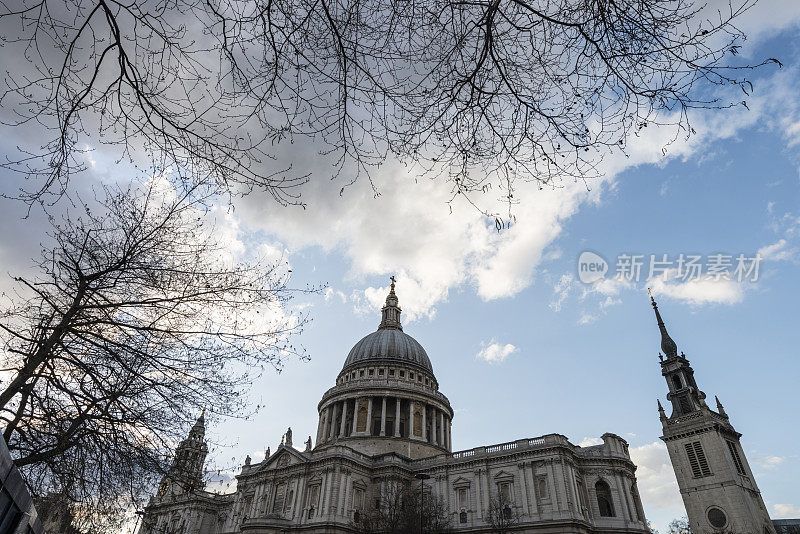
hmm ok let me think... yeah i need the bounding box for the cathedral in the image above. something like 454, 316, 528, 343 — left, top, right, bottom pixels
137, 283, 653, 533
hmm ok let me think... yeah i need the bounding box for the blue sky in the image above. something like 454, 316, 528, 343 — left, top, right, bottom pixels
2, 1, 800, 532
198, 14, 800, 532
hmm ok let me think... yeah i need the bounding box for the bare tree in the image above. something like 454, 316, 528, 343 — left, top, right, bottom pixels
0, 180, 309, 531
0, 0, 777, 214
485, 491, 520, 533
352, 480, 452, 534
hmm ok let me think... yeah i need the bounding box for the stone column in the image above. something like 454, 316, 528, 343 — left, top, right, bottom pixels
337, 469, 348, 517
320, 469, 331, 516
319, 408, 328, 443
331, 402, 341, 439
409, 400, 415, 439
422, 404, 427, 442
339, 399, 348, 437
365, 397, 374, 436
439, 411, 445, 447
380, 397, 387, 436
325, 405, 334, 440
447, 416, 452, 450
394, 398, 401, 437
352, 397, 359, 435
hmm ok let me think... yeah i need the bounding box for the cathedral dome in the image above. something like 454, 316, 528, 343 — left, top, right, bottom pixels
342, 328, 433, 374
317, 280, 452, 458
341, 278, 434, 375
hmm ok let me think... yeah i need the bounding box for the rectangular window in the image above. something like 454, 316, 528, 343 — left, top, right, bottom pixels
457, 488, 468, 509
399, 371, 405, 378
379, 369, 384, 375
685, 441, 712, 478
272, 484, 286, 513
726, 440, 746, 475
369, 369, 374, 376
353, 488, 364, 510
389, 369, 395, 376
498, 482, 512, 503
306, 485, 320, 509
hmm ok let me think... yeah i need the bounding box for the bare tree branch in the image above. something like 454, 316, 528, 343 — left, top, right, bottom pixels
0, 180, 311, 531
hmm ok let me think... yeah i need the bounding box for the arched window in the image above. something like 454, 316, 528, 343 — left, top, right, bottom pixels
672, 375, 682, 390
460, 511, 468, 524
595, 480, 615, 517
503, 505, 512, 520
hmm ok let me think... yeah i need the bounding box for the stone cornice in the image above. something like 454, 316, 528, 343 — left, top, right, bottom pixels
318, 379, 453, 415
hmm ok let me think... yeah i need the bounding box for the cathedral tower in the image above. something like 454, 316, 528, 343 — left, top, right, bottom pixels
651, 297, 774, 534
316, 279, 454, 459
158, 411, 209, 496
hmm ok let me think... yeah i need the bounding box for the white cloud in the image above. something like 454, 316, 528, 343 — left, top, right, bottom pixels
232, 60, 799, 321
549, 274, 574, 312
578, 437, 603, 447
774, 503, 800, 517
584, 276, 635, 297
648, 269, 746, 306
629, 442, 683, 511
324, 287, 347, 303
758, 239, 791, 261
475, 341, 518, 364
601, 296, 621, 309
753, 455, 786, 470
578, 313, 598, 325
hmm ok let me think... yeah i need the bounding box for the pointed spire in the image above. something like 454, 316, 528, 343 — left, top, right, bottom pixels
378, 276, 403, 331
657, 399, 667, 421
650, 293, 678, 358
715, 395, 728, 418
190, 409, 206, 437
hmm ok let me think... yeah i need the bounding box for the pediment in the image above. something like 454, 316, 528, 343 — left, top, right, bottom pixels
261, 446, 307, 470
452, 476, 472, 489
493, 470, 515, 482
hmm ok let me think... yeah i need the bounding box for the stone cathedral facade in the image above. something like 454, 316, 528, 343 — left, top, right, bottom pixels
651, 297, 775, 534
138, 284, 651, 534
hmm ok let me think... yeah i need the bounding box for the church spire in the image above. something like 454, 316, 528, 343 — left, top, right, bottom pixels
650, 293, 678, 358
378, 276, 403, 331
158, 411, 209, 496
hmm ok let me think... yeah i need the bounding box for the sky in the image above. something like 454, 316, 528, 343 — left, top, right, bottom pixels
2, 1, 800, 532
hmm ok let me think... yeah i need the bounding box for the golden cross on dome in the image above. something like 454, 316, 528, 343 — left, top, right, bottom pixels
390, 275, 396, 288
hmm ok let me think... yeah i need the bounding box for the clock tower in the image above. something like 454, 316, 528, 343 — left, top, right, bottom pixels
651, 297, 774, 534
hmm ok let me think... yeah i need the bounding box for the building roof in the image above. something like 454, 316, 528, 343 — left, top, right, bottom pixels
342, 327, 434, 374
341, 280, 434, 375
